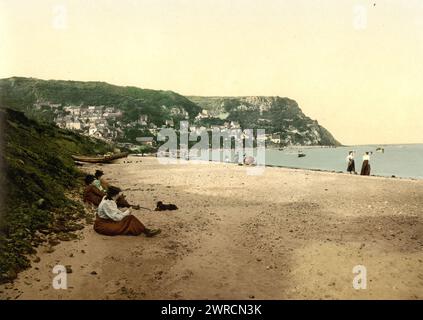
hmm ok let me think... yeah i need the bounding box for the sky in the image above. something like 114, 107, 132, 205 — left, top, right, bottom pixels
0, 0, 422, 145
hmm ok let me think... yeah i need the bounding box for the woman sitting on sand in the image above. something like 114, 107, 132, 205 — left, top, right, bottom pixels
93, 170, 109, 192
84, 174, 140, 209
94, 186, 161, 237
83, 174, 106, 206
360, 152, 371, 176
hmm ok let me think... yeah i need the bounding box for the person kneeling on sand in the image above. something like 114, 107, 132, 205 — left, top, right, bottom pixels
94, 186, 161, 237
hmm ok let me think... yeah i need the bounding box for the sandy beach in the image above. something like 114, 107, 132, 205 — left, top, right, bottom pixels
1, 156, 423, 300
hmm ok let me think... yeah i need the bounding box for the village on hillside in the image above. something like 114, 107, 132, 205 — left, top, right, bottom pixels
32, 101, 285, 150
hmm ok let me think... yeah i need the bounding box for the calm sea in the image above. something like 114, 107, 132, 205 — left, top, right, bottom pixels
265, 144, 423, 179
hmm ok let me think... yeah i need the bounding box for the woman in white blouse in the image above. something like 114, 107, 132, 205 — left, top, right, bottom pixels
94, 186, 161, 237
346, 151, 356, 174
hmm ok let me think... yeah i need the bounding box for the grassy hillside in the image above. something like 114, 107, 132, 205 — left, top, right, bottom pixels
0, 107, 113, 283
0, 77, 201, 124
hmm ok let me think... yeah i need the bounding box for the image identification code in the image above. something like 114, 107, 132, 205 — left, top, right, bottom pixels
161, 304, 262, 317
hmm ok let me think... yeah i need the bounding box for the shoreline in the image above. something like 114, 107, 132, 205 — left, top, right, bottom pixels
147, 155, 421, 182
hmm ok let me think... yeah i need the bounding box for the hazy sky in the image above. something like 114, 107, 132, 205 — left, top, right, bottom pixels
1, 0, 422, 145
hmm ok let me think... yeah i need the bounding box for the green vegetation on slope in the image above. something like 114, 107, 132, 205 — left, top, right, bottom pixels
0, 107, 113, 283
0, 77, 201, 124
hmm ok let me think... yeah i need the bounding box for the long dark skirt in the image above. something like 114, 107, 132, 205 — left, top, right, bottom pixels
94, 215, 146, 236
347, 160, 355, 173
360, 160, 371, 176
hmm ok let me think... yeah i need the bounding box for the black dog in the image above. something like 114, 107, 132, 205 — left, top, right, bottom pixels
155, 201, 178, 211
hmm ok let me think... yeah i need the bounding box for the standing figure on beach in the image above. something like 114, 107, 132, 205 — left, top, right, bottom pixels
346, 151, 356, 174
360, 152, 371, 176
94, 186, 161, 237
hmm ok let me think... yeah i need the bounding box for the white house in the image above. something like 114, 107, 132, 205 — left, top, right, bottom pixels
88, 126, 98, 136
165, 119, 174, 127
65, 120, 81, 130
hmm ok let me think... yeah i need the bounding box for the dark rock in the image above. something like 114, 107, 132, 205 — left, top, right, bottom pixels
48, 238, 60, 246
45, 246, 55, 254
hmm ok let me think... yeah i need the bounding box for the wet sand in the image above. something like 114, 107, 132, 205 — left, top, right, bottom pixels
1, 156, 423, 300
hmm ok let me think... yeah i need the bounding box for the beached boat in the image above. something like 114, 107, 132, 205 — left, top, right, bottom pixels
71, 152, 129, 163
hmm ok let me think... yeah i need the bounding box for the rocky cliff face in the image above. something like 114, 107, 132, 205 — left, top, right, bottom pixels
188, 96, 341, 146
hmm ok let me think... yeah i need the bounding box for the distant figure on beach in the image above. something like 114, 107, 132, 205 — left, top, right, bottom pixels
346, 151, 356, 174
360, 152, 371, 176
94, 186, 161, 237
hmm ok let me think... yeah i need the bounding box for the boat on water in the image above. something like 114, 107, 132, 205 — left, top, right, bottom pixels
71, 152, 129, 163
376, 147, 385, 153
298, 151, 306, 158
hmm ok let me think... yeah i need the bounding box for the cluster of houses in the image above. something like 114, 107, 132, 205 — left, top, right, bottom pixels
43, 101, 243, 143
53, 105, 125, 141
189, 120, 241, 134
34, 101, 290, 147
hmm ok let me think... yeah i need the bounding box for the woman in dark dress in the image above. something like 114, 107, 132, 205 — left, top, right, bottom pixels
94, 186, 161, 237
360, 152, 371, 176
346, 151, 356, 174
83, 175, 105, 206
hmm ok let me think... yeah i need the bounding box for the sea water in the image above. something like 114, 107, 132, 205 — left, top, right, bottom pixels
265, 144, 423, 179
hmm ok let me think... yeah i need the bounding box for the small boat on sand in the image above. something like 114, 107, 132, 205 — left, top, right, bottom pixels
71, 152, 129, 163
